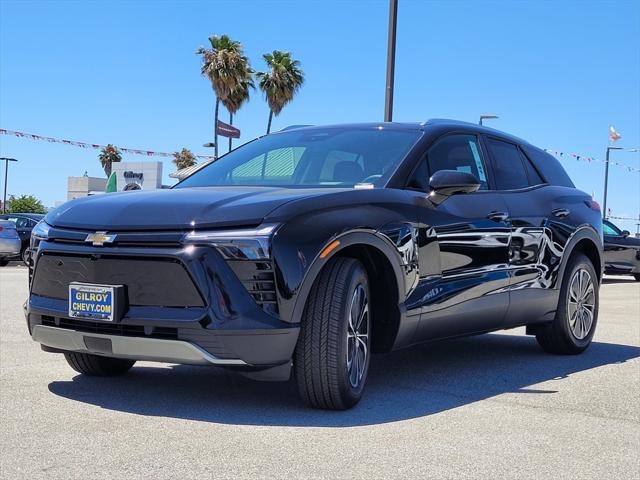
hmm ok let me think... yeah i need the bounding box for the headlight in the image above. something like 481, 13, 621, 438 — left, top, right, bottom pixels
30, 221, 51, 248
182, 224, 279, 260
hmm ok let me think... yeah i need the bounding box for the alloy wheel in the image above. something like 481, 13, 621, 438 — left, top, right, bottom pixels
346, 284, 369, 388
567, 268, 595, 340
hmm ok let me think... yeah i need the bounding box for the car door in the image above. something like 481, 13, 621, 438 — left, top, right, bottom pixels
482, 136, 560, 325
405, 133, 512, 342
13, 217, 32, 248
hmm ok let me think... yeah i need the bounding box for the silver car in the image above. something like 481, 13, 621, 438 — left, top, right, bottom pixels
0, 220, 21, 266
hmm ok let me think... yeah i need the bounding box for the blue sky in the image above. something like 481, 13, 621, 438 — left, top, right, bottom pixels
1, 0, 639, 230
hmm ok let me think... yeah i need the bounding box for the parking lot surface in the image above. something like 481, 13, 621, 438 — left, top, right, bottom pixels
1, 265, 638, 479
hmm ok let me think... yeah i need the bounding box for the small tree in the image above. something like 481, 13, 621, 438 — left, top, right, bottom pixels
172, 148, 197, 171
6, 195, 47, 214
98, 144, 122, 177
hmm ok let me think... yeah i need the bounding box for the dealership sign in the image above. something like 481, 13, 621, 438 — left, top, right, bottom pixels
216, 120, 240, 139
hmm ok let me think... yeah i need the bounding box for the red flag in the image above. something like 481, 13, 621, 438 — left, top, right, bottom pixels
216, 120, 241, 139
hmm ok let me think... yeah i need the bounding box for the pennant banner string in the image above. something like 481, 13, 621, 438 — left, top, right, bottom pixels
2, 127, 639, 171
544, 148, 640, 173
0, 128, 215, 160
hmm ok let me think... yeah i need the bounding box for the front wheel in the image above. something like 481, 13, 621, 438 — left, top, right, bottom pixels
64, 352, 135, 376
295, 257, 371, 410
536, 253, 599, 354
0, 259, 9, 267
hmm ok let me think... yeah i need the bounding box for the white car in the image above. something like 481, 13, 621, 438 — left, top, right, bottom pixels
0, 220, 21, 266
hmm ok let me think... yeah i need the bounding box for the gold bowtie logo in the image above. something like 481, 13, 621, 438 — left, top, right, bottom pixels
85, 231, 116, 246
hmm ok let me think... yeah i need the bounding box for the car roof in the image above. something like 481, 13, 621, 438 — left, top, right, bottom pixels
278, 119, 530, 145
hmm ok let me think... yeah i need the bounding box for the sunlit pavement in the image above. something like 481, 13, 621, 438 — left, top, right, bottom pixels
1, 266, 638, 479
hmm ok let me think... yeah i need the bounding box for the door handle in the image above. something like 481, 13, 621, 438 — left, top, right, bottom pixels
487, 211, 509, 222
552, 208, 570, 218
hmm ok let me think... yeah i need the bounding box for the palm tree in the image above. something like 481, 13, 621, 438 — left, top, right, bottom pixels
221, 69, 254, 152
98, 144, 122, 177
172, 148, 197, 171
256, 50, 305, 134
197, 34, 248, 158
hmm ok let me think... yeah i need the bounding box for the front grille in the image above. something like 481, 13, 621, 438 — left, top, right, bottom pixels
41, 315, 178, 339
226, 260, 278, 315
31, 253, 204, 307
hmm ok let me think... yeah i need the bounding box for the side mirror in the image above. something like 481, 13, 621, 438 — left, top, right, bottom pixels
622, 230, 630, 238
428, 170, 481, 205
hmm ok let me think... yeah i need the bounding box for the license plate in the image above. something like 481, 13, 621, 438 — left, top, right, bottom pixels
69, 283, 116, 322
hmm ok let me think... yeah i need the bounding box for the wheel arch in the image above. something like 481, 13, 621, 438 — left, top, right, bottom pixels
290, 231, 406, 353
557, 225, 603, 286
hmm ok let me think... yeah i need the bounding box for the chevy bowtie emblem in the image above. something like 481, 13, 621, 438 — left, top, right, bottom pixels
85, 231, 116, 246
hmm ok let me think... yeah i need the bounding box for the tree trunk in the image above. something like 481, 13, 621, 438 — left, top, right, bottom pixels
214, 97, 220, 159
266, 110, 273, 134
229, 112, 233, 153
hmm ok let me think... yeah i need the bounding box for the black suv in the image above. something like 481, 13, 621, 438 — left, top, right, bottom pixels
26, 120, 603, 409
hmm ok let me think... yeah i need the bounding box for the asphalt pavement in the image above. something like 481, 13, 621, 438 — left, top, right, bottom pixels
1, 265, 638, 479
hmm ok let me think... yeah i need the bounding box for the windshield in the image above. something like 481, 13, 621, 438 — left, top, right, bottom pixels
176, 127, 421, 189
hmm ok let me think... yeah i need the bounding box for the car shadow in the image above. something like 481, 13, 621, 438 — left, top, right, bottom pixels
48, 333, 639, 427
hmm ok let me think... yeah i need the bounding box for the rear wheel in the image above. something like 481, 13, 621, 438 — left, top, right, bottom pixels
295, 257, 371, 410
536, 253, 598, 354
64, 352, 135, 376
634, 274, 640, 282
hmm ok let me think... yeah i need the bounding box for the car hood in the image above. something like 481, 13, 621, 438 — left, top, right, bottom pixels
47, 187, 349, 231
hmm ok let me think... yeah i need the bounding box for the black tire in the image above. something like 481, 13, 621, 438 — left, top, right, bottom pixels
64, 352, 135, 376
0, 259, 9, 267
536, 253, 599, 354
295, 257, 371, 410
21, 247, 30, 266
634, 274, 640, 282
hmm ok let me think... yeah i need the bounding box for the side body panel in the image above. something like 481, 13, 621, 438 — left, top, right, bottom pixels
409, 191, 512, 341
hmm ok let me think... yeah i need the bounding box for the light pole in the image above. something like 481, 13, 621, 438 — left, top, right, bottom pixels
479, 114, 498, 126
384, 0, 398, 122
0, 157, 18, 213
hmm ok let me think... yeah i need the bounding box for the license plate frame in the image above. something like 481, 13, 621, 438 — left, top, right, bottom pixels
68, 283, 120, 322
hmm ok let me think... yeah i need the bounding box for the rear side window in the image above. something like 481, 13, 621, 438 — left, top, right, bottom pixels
426, 134, 488, 190
522, 145, 574, 188
485, 138, 529, 190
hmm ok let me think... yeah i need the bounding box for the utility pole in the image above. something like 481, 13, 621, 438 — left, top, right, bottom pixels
384, 0, 398, 122
0, 157, 18, 213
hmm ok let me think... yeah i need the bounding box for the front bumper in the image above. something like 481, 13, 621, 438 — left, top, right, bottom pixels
32, 324, 247, 365
26, 237, 299, 368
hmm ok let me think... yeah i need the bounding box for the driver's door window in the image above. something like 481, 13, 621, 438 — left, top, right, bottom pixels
427, 135, 488, 190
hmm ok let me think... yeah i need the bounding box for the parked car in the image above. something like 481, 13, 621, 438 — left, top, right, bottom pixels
0, 220, 21, 266
0, 213, 45, 265
602, 219, 640, 281
25, 120, 603, 409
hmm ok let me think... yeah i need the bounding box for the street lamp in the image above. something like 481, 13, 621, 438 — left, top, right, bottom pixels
202, 142, 215, 148
602, 147, 639, 220
479, 115, 499, 126
0, 157, 18, 214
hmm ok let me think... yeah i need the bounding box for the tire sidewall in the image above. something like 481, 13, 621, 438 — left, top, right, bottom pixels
335, 262, 371, 405
557, 254, 599, 349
